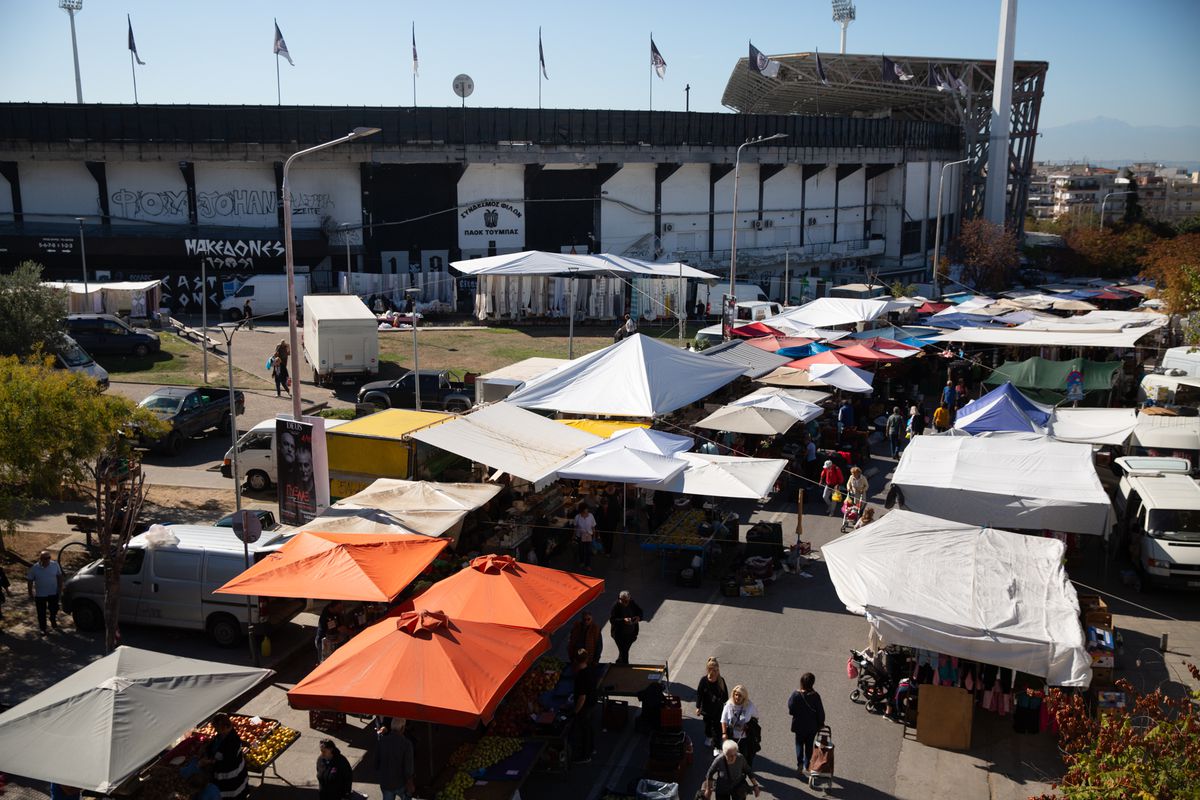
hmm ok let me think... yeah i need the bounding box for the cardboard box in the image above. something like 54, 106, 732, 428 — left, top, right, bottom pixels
739, 579, 765, 597
1091, 666, 1114, 686
1085, 609, 1113, 628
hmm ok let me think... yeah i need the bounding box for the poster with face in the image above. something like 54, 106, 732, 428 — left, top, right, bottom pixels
275, 416, 331, 525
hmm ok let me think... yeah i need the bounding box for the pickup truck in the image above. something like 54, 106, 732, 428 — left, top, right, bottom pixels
137, 386, 246, 455
357, 369, 475, 412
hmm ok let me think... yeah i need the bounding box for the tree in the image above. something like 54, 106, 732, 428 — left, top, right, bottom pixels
1034, 667, 1200, 800
950, 219, 1020, 293
1139, 233, 1200, 315
0, 261, 68, 357
888, 279, 917, 298
0, 356, 163, 555
91, 458, 147, 653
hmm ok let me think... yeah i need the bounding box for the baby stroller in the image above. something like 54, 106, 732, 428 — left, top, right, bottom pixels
808, 725, 835, 789
840, 497, 864, 533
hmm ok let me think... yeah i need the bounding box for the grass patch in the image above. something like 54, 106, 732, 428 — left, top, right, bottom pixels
100, 332, 270, 389
317, 407, 358, 420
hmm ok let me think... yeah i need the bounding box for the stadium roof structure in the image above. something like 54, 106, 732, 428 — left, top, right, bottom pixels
722, 52, 1049, 226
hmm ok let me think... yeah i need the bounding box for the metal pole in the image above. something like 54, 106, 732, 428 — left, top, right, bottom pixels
412, 306, 421, 410
685, 84, 690, 112
76, 217, 89, 298
67, 8, 83, 103
840, 24, 847, 55
728, 142, 746, 316
276, 53, 281, 106
129, 49, 138, 104
201, 258, 208, 384
677, 260, 684, 346
567, 276, 575, 359
222, 325, 256, 666
1099, 191, 1133, 229
783, 250, 789, 305
932, 158, 970, 299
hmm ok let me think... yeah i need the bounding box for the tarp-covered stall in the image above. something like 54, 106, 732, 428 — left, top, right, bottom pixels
477, 357, 571, 404
1050, 408, 1139, 445
953, 382, 1054, 434
637, 452, 787, 499
984, 357, 1122, 396
822, 510, 1091, 687
775, 297, 891, 329
892, 432, 1113, 535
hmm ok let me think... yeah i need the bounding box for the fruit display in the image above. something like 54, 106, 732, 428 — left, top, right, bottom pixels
650, 509, 709, 547
136, 765, 193, 798
489, 655, 565, 737
195, 715, 278, 744
244, 725, 300, 771
435, 769, 473, 800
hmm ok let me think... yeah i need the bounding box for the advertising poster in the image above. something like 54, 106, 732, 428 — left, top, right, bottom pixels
275, 415, 330, 525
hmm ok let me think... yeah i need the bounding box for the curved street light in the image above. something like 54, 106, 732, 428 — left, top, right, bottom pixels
727, 133, 787, 339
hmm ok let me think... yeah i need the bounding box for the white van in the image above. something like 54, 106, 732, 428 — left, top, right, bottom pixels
1161, 346, 1200, 377
61, 525, 301, 646
220, 273, 311, 321
222, 417, 350, 492
695, 282, 770, 313
1115, 463, 1200, 591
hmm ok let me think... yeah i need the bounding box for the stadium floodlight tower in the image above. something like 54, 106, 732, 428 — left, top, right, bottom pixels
832, 0, 856, 55
59, 0, 84, 104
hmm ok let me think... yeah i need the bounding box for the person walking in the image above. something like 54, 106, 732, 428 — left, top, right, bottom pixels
701, 740, 762, 800
200, 713, 249, 800
846, 466, 869, 508
941, 380, 955, 409
885, 406, 905, 458
695, 657, 730, 749
818, 460, 844, 517
955, 378, 969, 410
933, 403, 952, 433
570, 648, 598, 763
720, 685, 761, 768
787, 672, 826, 778
609, 590, 643, 665
0, 568, 12, 622
907, 405, 926, 437
26, 550, 64, 635
573, 502, 597, 571
315, 739, 354, 800
241, 298, 254, 330
375, 718, 415, 800
837, 399, 854, 436
567, 610, 603, 667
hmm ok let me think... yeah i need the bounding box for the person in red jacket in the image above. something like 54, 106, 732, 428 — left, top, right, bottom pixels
819, 460, 845, 516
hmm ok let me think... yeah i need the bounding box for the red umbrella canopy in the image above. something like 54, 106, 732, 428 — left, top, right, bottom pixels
785, 349, 867, 369
744, 336, 815, 353
287, 609, 549, 727
730, 321, 786, 339
833, 337, 920, 353
399, 554, 604, 633
214, 531, 449, 602
915, 302, 951, 314
831, 344, 901, 363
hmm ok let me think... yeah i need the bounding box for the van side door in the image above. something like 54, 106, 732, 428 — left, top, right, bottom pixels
137, 549, 204, 629
117, 548, 147, 622
202, 554, 258, 627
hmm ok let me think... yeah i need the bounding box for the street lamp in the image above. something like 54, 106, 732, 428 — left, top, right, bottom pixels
1100, 190, 1135, 229
339, 222, 355, 290
282, 127, 381, 420
931, 157, 971, 299
216, 320, 257, 665
831, 0, 856, 55
405, 288, 421, 410
75, 217, 89, 299
59, 0, 84, 103
728, 133, 786, 339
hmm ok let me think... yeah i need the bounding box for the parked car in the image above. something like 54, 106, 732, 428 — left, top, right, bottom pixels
358, 369, 475, 412
214, 509, 279, 531
136, 386, 245, 454
61, 525, 299, 646
64, 313, 160, 358
221, 417, 350, 492
53, 334, 109, 390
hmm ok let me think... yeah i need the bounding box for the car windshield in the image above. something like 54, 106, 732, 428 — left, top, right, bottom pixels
58, 340, 93, 367
1147, 508, 1200, 541
139, 395, 183, 414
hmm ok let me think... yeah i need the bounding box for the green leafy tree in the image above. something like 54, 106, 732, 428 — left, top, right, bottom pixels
0, 261, 69, 357
0, 356, 163, 555
888, 280, 917, 298
950, 219, 1020, 293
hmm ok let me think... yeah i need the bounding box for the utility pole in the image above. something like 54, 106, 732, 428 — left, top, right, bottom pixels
60, 0, 84, 103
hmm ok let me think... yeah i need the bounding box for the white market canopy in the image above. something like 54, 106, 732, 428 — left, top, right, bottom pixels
585, 426, 694, 457
558, 446, 687, 483
774, 297, 891, 329
505, 333, 746, 417
477, 357, 571, 388
638, 452, 788, 499
695, 403, 804, 435
1050, 408, 1139, 445
822, 510, 1092, 687
937, 310, 1167, 349
1131, 415, 1200, 451
808, 362, 874, 393
0, 647, 272, 792
409, 403, 602, 489
450, 250, 717, 279
892, 432, 1113, 535
315, 479, 502, 538
743, 385, 832, 404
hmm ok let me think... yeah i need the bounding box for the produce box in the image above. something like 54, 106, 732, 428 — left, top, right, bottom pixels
739, 579, 765, 597
308, 710, 346, 732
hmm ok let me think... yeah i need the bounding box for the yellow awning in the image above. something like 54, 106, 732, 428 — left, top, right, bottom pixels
332, 409, 453, 441
557, 419, 649, 438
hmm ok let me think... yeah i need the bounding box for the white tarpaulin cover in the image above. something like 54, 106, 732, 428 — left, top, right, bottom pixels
450, 250, 716, 279
558, 447, 687, 483
775, 297, 891, 329
0, 647, 272, 792
478, 357, 571, 386
637, 452, 787, 499
822, 510, 1092, 687
409, 404, 602, 489
808, 363, 874, 393
935, 327, 1159, 349
892, 432, 1113, 535
585, 427, 694, 456
1051, 408, 1139, 445
1132, 415, 1200, 450
319, 479, 502, 537
505, 333, 745, 417
744, 385, 832, 404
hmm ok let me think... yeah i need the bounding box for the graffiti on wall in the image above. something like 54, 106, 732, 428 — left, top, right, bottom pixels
184, 238, 285, 275
110, 188, 333, 221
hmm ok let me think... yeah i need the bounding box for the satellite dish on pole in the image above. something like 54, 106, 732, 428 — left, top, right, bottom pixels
452, 74, 475, 100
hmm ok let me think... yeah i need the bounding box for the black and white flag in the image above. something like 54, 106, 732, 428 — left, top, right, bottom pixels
412, 23, 418, 76
651, 38, 667, 79
929, 65, 950, 92
749, 42, 781, 78
127, 14, 145, 65
273, 21, 294, 66
814, 49, 828, 85
539, 27, 548, 79
881, 55, 912, 83
952, 68, 969, 96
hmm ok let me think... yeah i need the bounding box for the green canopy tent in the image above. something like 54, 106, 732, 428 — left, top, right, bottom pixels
984, 357, 1122, 405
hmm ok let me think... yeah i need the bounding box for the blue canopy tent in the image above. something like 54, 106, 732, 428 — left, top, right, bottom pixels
776, 342, 834, 359
953, 382, 1055, 434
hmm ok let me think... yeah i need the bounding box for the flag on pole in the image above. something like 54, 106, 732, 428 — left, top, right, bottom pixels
748, 42, 781, 78
127, 14, 145, 65
412, 23, 419, 76
274, 21, 294, 66
881, 55, 911, 83
650, 38, 667, 79
539, 27, 548, 79
929, 64, 950, 92
953, 68, 969, 96
814, 49, 829, 85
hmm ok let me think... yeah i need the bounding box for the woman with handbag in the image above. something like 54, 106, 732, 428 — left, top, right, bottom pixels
819, 460, 845, 517
720, 685, 761, 768
787, 672, 826, 777
702, 739, 762, 800
695, 657, 730, 751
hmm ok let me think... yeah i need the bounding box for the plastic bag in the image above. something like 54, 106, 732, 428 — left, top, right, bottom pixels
636, 779, 680, 800
141, 524, 180, 549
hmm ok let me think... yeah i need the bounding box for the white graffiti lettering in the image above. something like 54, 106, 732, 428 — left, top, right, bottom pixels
111, 188, 333, 220
184, 239, 286, 258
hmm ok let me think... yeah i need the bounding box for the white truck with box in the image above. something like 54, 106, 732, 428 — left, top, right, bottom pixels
1113, 457, 1200, 591
221, 273, 311, 321
302, 294, 380, 386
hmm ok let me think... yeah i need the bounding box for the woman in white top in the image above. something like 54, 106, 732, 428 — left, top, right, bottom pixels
720, 684, 761, 767
846, 466, 869, 506
574, 503, 596, 571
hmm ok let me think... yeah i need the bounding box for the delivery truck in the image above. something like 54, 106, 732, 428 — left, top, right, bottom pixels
324, 409, 453, 498
302, 294, 380, 386
220, 273, 310, 321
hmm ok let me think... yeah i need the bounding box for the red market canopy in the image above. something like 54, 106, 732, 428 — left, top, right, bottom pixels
400, 554, 603, 633
831, 344, 902, 363
834, 336, 921, 354
287, 609, 549, 727
730, 321, 786, 339
214, 531, 449, 603
785, 349, 867, 369
743, 336, 816, 353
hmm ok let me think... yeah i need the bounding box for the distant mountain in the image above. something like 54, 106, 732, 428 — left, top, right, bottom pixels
1035, 117, 1200, 166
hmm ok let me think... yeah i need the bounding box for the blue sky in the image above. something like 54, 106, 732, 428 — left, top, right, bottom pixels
1, 0, 1197, 128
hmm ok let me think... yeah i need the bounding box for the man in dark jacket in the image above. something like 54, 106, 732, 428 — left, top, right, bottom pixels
609, 590, 644, 665
567, 611, 603, 666
375, 718, 415, 800
316, 739, 354, 800
200, 713, 248, 799
787, 672, 826, 777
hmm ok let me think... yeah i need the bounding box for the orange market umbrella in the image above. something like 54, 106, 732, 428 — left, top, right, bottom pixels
830, 343, 901, 364
786, 349, 867, 370
401, 554, 603, 633
214, 531, 448, 603
287, 609, 549, 727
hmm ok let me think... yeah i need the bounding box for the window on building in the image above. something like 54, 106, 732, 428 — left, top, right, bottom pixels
901, 220, 923, 256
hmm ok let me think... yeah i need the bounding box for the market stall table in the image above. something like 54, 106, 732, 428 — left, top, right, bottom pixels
640, 507, 715, 577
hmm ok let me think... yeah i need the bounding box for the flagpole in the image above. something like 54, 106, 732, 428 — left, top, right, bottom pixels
412, 23, 417, 108
538, 27, 542, 110
130, 49, 138, 104
276, 52, 281, 105
649, 33, 653, 112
